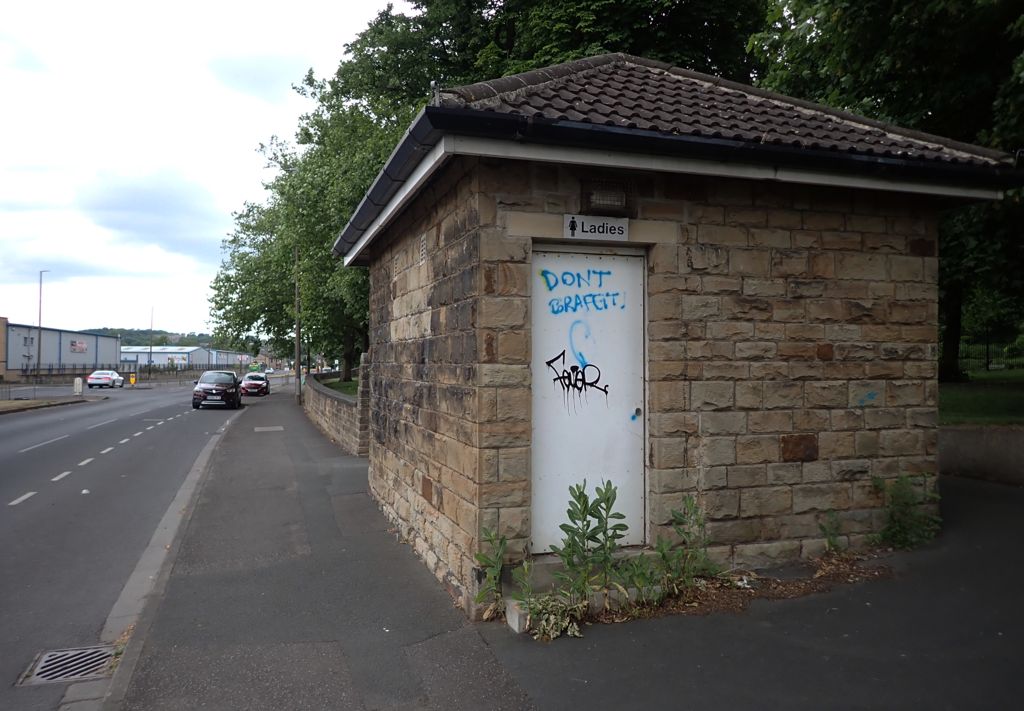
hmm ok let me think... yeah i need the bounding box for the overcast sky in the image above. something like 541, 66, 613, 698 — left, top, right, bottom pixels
0, 0, 411, 334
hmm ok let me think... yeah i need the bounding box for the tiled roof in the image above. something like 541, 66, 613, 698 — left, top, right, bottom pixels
439, 54, 1010, 169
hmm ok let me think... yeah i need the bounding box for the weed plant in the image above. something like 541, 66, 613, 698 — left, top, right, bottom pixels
474, 527, 507, 620
871, 475, 941, 549
819, 511, 843, 553
514, 482, 717, 640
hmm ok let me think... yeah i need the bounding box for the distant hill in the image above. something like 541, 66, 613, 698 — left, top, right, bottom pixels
85, 328, 214, 348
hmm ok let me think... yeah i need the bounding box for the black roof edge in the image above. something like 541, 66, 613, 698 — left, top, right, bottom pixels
332, 109, 445, 258
425, 106, 1024, 190
334, 104, 1024, 262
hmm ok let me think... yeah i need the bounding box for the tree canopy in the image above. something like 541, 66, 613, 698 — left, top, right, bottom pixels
750, 0, 1024, 379
211, 0, 1024, 380
210, 0, 767, 370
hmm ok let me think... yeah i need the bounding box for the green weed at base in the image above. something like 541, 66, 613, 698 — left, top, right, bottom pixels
871, 476, 941, 549
514, 481, 716, 641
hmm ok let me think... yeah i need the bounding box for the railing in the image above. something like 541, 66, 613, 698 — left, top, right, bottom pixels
957, 339, 1024, 373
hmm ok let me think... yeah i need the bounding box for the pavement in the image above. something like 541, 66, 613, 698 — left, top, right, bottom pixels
97, 394, 1024, 710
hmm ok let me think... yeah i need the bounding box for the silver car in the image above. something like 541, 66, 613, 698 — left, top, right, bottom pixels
87, 370, 124, 388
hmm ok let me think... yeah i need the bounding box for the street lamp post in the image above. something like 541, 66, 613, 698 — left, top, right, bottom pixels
294, 245, 302, 404
36, 269, 49, 382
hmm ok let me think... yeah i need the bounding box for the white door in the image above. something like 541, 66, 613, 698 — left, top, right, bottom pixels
531, 250, 645, 552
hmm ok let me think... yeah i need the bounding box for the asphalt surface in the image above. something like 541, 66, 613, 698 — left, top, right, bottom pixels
110, 393, 529, 711
0, 385, 237, 711
101, 392, 1024, 710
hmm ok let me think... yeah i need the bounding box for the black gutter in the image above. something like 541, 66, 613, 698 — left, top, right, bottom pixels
333, 106, 1024, 261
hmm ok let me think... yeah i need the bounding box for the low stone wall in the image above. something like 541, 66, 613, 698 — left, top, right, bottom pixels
939, 426, 1024, 486
303, 370, 369, 457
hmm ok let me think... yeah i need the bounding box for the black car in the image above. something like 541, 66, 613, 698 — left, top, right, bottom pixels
192, 370, 242, 409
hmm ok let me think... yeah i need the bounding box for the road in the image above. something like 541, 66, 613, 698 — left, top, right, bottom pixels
0, 384, 261, 711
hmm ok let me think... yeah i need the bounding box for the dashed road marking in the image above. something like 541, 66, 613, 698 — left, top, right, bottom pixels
86, 418, 118, 430
100, 447, 114, 454
133, 432, 143, 437
119, 438, 130, 444
156, 421, 164, 426
18, 435, 69, 453
52, 471, 71, 482
145, 426, 154, 431
78, 458, 94, 467
8, 492, 36, 506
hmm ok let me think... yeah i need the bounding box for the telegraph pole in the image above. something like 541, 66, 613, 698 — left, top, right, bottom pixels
36, 269, 49, 381
294, 245, 302, 404
148, 307, 155, 381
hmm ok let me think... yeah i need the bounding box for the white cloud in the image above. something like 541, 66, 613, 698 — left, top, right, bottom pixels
0, 0, 412, 334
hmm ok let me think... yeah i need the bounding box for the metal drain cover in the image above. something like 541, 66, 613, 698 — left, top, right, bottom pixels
19, 645, 115, 685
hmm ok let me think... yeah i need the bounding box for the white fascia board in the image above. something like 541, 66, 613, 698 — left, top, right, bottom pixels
449, 135, 1003, 201
342, 139, 452, 266
343, 133, 1002, 264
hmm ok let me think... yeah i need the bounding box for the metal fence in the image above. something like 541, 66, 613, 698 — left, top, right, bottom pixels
957, 339, 1024, 372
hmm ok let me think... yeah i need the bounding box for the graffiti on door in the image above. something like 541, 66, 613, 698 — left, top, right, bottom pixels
539, 267, 627, 316
545, 349, 609, 409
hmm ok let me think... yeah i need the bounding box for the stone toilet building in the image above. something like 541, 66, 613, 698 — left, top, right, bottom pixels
332, 54, 1020, 610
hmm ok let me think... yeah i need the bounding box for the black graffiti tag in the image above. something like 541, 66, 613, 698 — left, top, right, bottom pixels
545, 349, 609, 406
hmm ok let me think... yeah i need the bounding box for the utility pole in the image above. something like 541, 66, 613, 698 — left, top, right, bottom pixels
294, 245, 302, 404
36, 269, 49, 382
148, 307, 154, 381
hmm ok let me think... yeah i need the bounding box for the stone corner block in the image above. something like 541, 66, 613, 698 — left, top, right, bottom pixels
504, 598, 530, 634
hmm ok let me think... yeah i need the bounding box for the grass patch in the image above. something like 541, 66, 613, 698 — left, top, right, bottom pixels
322, 378, 358, 396
940, 370, 1024, 425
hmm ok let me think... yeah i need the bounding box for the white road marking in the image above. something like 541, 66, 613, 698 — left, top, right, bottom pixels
133, 431, 143, 437
86, 418, 118, 430
8, 492, 36, 506
156, 421, 164, 426
100, 447, 114, 454
81, 489, 90, 495
119, 438, 130, 444
18, 434, 69, 453
52, 471, 71, 482
254, 426, 285, 432
145, 426, 154, 431
78, 458, 94, 466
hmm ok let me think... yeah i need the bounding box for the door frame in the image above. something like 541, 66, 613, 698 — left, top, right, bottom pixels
528, 241, 649, 551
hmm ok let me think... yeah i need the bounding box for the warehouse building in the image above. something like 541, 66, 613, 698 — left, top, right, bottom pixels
2, 317, 121, 380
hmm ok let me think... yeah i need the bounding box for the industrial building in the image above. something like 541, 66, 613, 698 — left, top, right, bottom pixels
1, 316, 121, 381
120, 346, 253, 369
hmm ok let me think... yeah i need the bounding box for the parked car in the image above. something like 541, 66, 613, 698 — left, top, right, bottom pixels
265, 367, 275, 374
87, 370, 124, 388
240, 372, 270, 397
192, 370, 241, 409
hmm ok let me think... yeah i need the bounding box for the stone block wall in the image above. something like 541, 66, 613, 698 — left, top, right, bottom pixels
639, 175, 939, 568
303, 364, 370, 456
365, 154, 941, 609
482, 160, 939, 569
367, 157, 496, 610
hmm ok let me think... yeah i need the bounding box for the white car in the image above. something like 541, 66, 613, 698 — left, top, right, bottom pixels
265, 367, 275, 374
87, 370, 124, 388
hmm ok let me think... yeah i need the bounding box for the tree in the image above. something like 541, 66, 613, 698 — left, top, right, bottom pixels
211, 1, 772, 373
750, 0, 1024, 380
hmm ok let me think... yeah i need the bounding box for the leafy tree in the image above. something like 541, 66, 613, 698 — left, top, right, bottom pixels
211, 1, 771, 373
750, 0, 1024, 380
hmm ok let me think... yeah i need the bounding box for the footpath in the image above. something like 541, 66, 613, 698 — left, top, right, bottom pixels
102, 394, 1024, 710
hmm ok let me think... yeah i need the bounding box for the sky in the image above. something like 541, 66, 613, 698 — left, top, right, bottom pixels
0, 0, 412, 335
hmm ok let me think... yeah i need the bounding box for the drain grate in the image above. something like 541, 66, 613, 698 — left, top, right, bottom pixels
19, 645, 115, 686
